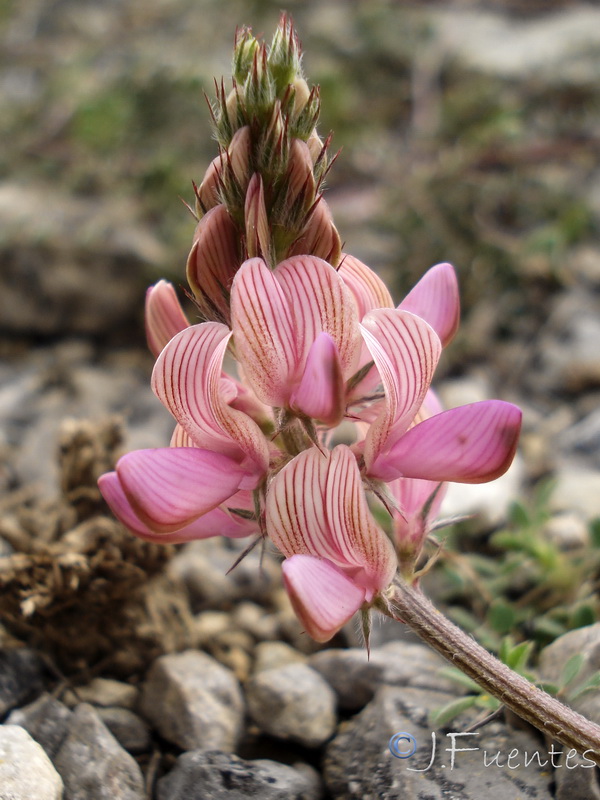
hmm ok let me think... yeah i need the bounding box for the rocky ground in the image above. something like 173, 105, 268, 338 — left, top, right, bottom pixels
1, 0, 600, 798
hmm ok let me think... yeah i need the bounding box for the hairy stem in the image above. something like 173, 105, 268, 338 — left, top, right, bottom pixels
383, 577, 600, 764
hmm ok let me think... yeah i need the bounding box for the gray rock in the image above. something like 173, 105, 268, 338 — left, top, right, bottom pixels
554, 749, 600, 800
0, 725, 63, 800
551, 461, 600, 521
253, 642, 307, 674
434, 8, 600, 85
310, 641, 462, 711
54, 703, 145, 800
324, 685, 553, 800
0, 648, 45, 716
558, 408, 600, 468
6, 693, 73, 759
168, 538, 281, 611
139, 650, 244, 752
539, 624, 600, 724
246, 663, 336, 747
157, 750, 322, 800
66, 678, 139, 710
96, 707, 151, 754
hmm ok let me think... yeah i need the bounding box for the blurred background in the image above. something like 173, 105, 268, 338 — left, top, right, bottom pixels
1, 0, 600, 651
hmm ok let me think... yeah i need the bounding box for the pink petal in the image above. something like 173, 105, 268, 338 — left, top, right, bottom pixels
275, 254, 361, 379
288, 198, 342, 266
152, 322, 270, 473
338, 253, 394, 319
379, 400, 522, 483
115, 447, 247, 533
230, 258, 298, 407
290, 332, 345, 426
266, 445, 396, 598
145, 281, 190, 358
282, 555, 366, 642
360, 309, 441, 473
398, 263, 460, 347
244, 173, 270, 259
186, 204, 241, 323
99, 472, 257, 542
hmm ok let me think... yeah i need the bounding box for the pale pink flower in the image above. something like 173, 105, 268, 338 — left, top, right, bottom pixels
266, 445, 397, 641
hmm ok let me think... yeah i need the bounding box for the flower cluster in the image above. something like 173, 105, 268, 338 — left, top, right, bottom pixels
99, 17, 522, 643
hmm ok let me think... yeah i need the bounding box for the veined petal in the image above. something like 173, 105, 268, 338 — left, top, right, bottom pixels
275, 255, 361, 379
153, 322, 270, 472
290, 332, 345, 426
361, 309, 441, 473
145, 281, 190, 358
115, 447, 247, 533
288, 198, 342, 266
186, 204, 240, 323
245, 173, 270, 260
267, 446, 339, 563
324, 445, 397, 598
338, 253, 394, 319
98, 472, 257, 543
230, 258, 297, 407
282, 555, 366, 642
398, 263, 460, 347
380, 400, 522, 483
266, 445, 396, 598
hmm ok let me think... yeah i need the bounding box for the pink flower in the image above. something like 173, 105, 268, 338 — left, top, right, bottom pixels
266, 445, 396, 641
230, 255, 361, 426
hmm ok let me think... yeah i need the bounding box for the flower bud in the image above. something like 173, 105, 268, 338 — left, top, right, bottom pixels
186, 204, 241, 323
289, 198, 342, 266
227, 125, 251, 192
285, 138, 316, 212
244, 173, 270, 261
195, 155, 223, 216
145, 280, 190, 358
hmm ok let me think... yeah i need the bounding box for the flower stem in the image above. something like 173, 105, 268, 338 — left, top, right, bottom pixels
384, 577, 600, 763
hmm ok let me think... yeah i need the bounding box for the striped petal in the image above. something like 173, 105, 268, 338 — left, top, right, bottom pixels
360, 309, 441, 475
230, 258, 298, 407
186, 204, 240, 323
275, 255, 361, 380
99, 472, 257, 543
382, 400, 522, 483
398, 263, 460, 347
266, 445, 396, 598
115, 447, 248, 533
338, 253, 394, 319
145, 281, 190, 358
290, 332, 345, 426
152, 322, 270, 474
282, 555, 366, 642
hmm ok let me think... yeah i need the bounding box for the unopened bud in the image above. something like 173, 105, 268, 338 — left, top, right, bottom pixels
195, 155, 223, 215
290, 198, 342, 266
244, 173, 270, 261
145, 281, 190, 358
291, 77, 311, 116
233, 26, 260, 84
285, 138, 315, 212
227, 125, 251, 191
186, 204, 241, 323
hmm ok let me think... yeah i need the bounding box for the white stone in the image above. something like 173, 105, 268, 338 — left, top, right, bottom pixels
0, 725, 63, 800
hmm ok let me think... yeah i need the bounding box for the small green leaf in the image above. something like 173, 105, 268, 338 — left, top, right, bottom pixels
589, 518, 600, 548
536, 682, 559, 695
568, 672, 600, 701
431, 696, 478, 727
561, 653, 585, 688
488, 600, 516, 635
437, 667, 481, 693
507, 640, 535, 673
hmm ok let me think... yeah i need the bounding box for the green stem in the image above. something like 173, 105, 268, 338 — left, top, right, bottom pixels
383, 577, 600, 764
